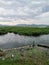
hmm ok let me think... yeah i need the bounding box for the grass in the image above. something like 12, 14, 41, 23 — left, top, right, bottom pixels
0, 46, 49, 65
0, 26, 49, 36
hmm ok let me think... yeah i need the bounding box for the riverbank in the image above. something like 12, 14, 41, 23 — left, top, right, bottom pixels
0, 26, 49, 36
0, 46, 49, 65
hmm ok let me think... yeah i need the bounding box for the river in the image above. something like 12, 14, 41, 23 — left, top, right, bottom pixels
0, 33, 49, 49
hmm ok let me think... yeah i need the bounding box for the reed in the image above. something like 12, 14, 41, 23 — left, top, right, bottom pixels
0, 26, 49, 36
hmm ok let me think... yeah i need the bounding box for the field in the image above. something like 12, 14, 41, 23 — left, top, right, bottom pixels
0, 26, 49, 36
0, 46, 49, 65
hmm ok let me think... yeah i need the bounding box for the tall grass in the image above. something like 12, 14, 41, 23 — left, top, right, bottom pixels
0, 26, 49, 36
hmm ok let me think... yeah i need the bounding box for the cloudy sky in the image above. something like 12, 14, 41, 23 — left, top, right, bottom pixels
0, 0, 49, 25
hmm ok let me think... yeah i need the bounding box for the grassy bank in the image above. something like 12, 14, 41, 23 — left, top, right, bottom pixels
0, 46, 49, 65
0, 26, 49, 36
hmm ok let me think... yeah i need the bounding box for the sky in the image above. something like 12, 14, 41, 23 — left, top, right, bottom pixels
0, 0, 49, 25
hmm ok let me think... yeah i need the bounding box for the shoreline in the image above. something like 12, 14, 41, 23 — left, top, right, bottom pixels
3, 44, 49, 52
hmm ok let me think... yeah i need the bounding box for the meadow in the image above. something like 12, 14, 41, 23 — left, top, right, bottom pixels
0, 26, 49, 36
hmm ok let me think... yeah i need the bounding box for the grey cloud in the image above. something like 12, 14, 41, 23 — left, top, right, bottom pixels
0, 0, 49, 23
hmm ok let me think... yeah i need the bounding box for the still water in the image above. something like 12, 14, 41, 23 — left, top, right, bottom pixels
0, 33, 49, 49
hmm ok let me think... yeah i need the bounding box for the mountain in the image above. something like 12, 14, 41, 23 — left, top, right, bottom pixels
16, 24, 49, 27
0, 24, 49, 27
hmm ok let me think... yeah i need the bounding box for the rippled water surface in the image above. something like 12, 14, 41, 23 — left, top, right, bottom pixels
0, 33, 49, 49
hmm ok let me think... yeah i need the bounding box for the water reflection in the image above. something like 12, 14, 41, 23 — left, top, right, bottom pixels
0, 33, 49, 49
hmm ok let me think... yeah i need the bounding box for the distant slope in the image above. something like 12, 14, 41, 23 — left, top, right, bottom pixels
0, 24, 49, 27
16, 24, 49, 27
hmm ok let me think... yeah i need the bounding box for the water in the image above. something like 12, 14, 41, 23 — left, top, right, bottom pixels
0, 33, 49, 49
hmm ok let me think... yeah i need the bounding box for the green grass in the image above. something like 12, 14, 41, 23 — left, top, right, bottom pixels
0, 26, 49, 36
0, 47, 49, 65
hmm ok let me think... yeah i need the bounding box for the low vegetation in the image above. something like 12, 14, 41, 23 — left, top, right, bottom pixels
0, 26, 49, 36
0, 46, 49, 65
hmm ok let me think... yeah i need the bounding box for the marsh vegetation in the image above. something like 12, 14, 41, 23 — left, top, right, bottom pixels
0, 26, 49, 36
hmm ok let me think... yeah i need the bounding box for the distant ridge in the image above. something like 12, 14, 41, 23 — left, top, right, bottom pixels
0, 24, 49, 27
16, 24, 49, 27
